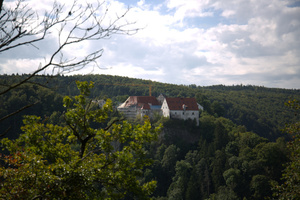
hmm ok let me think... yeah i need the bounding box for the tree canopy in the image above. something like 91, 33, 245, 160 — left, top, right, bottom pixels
0, 81, 161, 199
273, 99, 300, 199
1, 74, 299, 199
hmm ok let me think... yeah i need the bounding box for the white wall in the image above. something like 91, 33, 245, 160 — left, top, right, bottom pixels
170, 110, 199, 121
161, 99, 170, 118
162, 98, 200, 125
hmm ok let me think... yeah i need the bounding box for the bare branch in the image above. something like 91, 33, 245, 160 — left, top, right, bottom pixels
0, 126, 11, 138
0, 0, 138, 126
0, 0, 138, 95
0, 101, 39, 123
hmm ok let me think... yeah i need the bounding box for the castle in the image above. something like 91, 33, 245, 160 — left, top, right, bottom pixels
117, 94, 203, 125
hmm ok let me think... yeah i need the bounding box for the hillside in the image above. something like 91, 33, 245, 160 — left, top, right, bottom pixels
1, 74, 299, 140
0, 74, 299, 199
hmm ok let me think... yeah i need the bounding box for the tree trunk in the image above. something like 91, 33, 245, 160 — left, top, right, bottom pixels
0, 0, 4, 12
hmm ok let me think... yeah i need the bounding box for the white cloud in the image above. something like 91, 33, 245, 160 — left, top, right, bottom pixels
0, 58, 44, 74
1, 0, 300, 89
166, 0, 213, 23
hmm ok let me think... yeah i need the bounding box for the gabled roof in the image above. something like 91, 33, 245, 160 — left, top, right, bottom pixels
120, 96, 160, 108
165, 97, 199, 111
141, 103, 151, 110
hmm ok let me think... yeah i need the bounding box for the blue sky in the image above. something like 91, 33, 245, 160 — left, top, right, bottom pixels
1, 0, 300, 89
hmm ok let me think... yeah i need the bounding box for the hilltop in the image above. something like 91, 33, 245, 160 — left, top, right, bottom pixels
2, 74, 299, 140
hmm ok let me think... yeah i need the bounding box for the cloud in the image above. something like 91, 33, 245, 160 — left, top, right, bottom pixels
1, 0, 300, 89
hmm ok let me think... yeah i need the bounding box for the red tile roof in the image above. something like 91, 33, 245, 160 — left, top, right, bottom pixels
165, 97, 198, 111
141, 104, 151, 110
124, 96, 160, 108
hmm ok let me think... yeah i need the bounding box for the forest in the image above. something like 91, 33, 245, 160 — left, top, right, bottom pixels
0, 74, 299, 199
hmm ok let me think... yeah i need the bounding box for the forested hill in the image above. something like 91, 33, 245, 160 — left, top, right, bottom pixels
1, 74, 299, 199
1, 74, 299, 141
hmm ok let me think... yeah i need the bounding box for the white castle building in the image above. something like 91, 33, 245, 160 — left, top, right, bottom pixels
117, 94, 203, 125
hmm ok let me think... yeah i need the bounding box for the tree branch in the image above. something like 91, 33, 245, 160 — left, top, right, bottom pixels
0, 126, 11, 138
0, 0, 138, 96
0, 0, 4, 13
0, 101, 39, 123
0, 0, 139, 128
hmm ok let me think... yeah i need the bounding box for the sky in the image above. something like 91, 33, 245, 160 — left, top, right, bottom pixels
1, 0, 300, 89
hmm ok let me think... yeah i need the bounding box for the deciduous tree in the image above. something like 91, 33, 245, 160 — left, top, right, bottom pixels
273, 99, 300, 199
0, 81, 160, 199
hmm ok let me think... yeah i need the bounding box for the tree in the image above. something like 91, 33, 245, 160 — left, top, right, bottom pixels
208, 186, 239, 200
211, 150, 227, 191
223, 168, 242, 191
273, 99, 300, 199
0, 81, 161, 199
161, 144, 180, 176
0, 0, 137, 129
250, 175, 271, 199
185, 167, 202, 200
167, 160, 192, 200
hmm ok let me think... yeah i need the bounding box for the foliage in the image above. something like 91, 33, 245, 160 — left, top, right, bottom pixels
2, 74, 299, 141
147, 114, 289, 199
0, 82, 64, 139
273, 99, 300, 199
1, 74, 299, 199
0, 81, 161, 199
